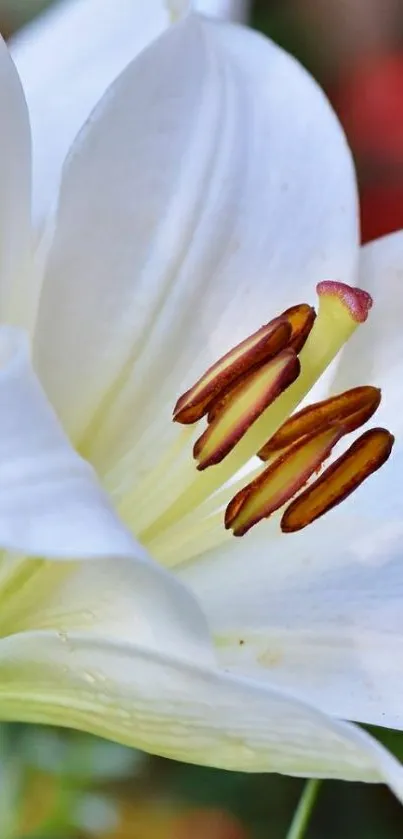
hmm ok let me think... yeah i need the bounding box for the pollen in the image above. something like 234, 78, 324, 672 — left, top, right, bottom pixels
281, 428, 394, 532
173, 318, 291, 425
258, 386, 381, 460
173, 303, 314, 425
225, 425, 342, 536
193, 349, 300, 470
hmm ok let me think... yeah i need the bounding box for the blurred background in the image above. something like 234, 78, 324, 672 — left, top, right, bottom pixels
253, 0, 403, 244
1, 1, 403, 837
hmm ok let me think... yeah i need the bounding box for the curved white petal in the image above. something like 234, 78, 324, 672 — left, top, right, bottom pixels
0, 552, 214, 669
0, 36, 31, 323
0, 325, 141, 559
33, 14, 358, 493
179, 449, 403, 728
10, 0, 172, 227
0, 631, 401, 795
0, 323, 214, 666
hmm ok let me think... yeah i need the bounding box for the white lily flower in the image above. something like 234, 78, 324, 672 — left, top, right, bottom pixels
1, 1, 403, 801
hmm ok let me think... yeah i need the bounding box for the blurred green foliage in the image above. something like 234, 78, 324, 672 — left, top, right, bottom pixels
0, 722, 401, 838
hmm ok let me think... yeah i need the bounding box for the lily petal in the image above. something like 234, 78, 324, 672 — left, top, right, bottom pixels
10, 0, 172, 226
180, 454, 403, 730
0, 322, 213, 669
0, 325, 139, 559
0, 630, 402, 793
0, 548, 216, 708
0, 35, 31, 323
33, 14, 359, 497
0, 551, 215, 670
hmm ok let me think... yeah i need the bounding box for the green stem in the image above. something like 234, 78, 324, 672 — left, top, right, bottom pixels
285, 779, 321, 839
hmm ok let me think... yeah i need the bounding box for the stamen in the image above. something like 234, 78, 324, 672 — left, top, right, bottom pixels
194, 349, 300, 470
225, 425, 342, 536
173, 319, 291, 425
205, 304, 316, 426
145, 283, 378, 552
258, 386, 381, 460
281, 428, 394, 533
173, 303, 315, 425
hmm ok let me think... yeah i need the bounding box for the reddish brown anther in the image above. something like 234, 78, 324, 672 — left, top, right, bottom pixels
281, 303, 316, 353
281, 427, 394, 533
194, 349, 300, 471
173, 303, 316, 426
225, 425, 342, 536
258, 386, 381, 460
173, 320, 291, 425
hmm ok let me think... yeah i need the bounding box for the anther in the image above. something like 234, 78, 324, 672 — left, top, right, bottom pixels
281, 303, 316, 352
194, 349, 300, 470
173, 320, 291, 425
173, 304, 315, 425
258, 386, 381, 460
281, 428, 394, 532
225, 425, 342, 535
